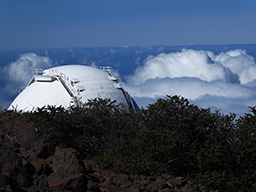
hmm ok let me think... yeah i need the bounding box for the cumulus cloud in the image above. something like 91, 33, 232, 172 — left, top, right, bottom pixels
214, 50, 256, 84
3, 53, 52, 83
0, 53, 52, 107
126, 49, 256, 116
129, 49, 240, 85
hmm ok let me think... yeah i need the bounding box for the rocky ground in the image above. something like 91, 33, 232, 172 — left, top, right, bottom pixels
0, 122, 213, 192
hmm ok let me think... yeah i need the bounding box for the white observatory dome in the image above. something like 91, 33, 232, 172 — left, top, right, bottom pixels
9, 65, 140, 112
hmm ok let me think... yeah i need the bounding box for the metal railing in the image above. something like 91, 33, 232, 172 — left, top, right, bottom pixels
98, 66, 128, 91
33, 68, 44, 75
99, 66, 136, 111
43, 69, 82, 106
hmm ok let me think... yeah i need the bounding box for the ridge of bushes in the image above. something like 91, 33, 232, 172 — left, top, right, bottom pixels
1, 96, 256, 191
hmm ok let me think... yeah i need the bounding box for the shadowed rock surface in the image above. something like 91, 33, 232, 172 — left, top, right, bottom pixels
0, 121, 212, 192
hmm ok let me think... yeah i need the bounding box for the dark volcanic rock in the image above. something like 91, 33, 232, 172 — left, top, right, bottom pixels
0, 144, 21, 177
0, 121, 213, 192
46, 147, 87, 191
86, 166, 213, 192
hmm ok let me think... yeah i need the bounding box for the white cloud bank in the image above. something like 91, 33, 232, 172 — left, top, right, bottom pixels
126, 49, 256, 116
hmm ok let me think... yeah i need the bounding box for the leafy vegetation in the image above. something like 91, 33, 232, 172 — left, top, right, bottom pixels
1, 96, 256, 191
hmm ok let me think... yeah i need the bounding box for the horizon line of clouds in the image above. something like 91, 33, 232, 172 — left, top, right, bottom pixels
1, 49, 256, 116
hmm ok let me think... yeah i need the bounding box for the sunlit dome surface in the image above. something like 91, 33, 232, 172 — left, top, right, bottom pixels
9, 65, 140, 112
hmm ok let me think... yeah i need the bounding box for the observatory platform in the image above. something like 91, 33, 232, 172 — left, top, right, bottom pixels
9, 65, 140, 112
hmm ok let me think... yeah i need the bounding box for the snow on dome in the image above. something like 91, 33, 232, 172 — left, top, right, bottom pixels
9, 65, 140, 112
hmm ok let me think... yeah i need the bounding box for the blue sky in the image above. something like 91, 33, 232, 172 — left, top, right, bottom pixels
0, 0, 256, 49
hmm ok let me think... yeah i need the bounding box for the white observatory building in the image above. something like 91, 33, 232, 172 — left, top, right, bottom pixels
9, 65, 140, 112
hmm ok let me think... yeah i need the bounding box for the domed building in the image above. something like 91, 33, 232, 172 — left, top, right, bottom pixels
9, 65, 140, 112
